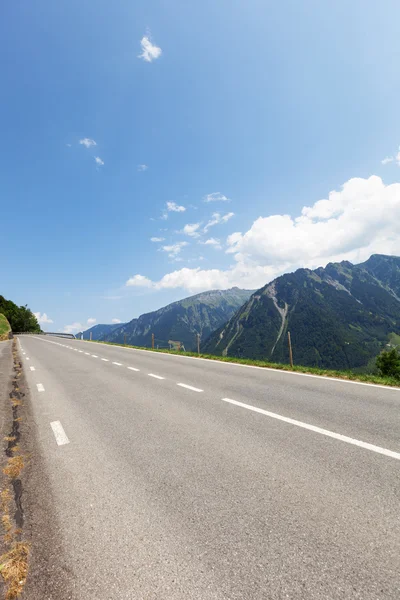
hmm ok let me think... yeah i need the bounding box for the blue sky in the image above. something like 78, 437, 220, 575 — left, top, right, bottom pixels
2, 0, 400, 332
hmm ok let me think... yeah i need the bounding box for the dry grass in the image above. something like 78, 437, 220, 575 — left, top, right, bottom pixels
10, 400, 21, 408
1, 516, 11, 534
0, 490, 12, 514
3, 457, 24, 480
0, 542, 29, 599
3, 437, 16, 443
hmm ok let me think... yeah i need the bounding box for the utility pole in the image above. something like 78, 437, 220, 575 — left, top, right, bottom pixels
152, 333, 155, 350
288, 331, 293, 368
197, 333, 200, 356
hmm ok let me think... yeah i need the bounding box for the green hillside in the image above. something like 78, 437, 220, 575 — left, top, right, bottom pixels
0, 313, 11, 340
203, 255, 400, 370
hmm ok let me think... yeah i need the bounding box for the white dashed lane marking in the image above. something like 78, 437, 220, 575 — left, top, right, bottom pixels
177, 383, 203, 393
148, 374, 165, 380
101, 358, 109, 362
26, 357, 30, 361
50, 421, 70, 446
91, 355, 98, 358
127, 367, 140, 372
36, 383, 45, 392
112, 362, 122, 366
30, 366, 35, 371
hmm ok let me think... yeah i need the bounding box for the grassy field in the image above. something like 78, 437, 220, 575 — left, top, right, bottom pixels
0, 313, 11, 341
84, 339, 400, 388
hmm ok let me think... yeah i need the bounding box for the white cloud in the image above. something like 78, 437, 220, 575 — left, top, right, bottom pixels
138, 35, 162, 63
161, 241, 188, 258
95, 156, 104, 166
203, 212, 234, 233
112, 318, 121, 324
34, 312, 53, 325
63, 322, 83, 334
87, 318, 96, 326
150, 237, 165, 242
381, 156, 394, 165
137, 164, 148, 172
203, 192, 230, 203
123, 175, 400, 293
396, 151, 400, 166
166, 201, 186, 213
203, 237, 222, 249
126, 274, 154, 288
79, 138, 97, 148
182, 223, 201, 237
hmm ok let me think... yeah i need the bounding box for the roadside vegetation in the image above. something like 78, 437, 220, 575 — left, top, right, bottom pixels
0, 314, 11, 341
0, 296, 40, 334
84, 339, 400, 388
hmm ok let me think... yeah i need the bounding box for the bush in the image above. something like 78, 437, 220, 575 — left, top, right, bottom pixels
376, 348, 400, 379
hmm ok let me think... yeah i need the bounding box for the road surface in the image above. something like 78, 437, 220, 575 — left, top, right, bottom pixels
17, 335, 400, 599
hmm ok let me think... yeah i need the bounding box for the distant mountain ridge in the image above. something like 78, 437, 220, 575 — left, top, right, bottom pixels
80, 322, 126, 341
203, 254, 400, 370
83, 288, 253, 351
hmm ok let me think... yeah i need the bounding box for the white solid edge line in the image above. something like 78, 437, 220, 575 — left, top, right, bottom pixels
73, 340, 400, 393
112, 362, 122, 366
30, 366, 35, 371
127, 366, 140, 371
50, 421, 70, 446
222, 398, 400, 461
101, 358, 109, 362
148, 373, 165, 380
177, 383, 203, 392
36, 383, 45, 392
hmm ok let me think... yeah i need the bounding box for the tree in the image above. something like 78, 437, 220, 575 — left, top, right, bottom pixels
376, 348, 400, 379
0, 295, 40, 333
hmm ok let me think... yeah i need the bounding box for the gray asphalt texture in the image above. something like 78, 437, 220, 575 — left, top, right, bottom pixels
18, 335, 400, 599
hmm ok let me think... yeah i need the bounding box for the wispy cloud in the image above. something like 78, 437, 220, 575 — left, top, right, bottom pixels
138, 35, 162, 63
34, 312, 53, 325
95, 156, 104, 166
137, 164, 148, 172
381, 156, 394, 165
63, 322, 82, 334
112, 318, 121, 324
202, 237, 222, 249
79, 138, 97, 148
150, 236, 165, 242
87, 318, 96, 326
203, 192, 230, 203
182, 223, 201, 238
203, 212, 234, 233
167, 201, 186, 212
161, 241, 188, 258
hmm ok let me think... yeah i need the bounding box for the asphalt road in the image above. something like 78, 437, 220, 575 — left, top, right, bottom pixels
18, 335, 400, 599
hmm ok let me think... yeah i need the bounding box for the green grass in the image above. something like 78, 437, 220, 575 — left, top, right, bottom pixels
84, 339, 400, 388
0, 314, 11, 340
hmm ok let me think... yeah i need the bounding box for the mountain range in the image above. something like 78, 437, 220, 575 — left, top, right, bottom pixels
203, 254, 400, 370
82, 288, 253, 351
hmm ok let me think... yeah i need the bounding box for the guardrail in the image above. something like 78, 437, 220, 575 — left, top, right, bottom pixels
13, 332, 76, 339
